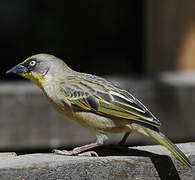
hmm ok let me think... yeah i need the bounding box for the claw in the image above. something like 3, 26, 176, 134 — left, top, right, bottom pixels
78, 151, 99, 157
52, 149, 99, 157
53, 149, 75, 156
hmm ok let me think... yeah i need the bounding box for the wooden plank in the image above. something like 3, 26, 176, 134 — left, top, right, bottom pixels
0, 143, 194, 180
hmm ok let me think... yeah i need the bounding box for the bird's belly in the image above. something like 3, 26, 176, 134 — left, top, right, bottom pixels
71, 112, 130, 133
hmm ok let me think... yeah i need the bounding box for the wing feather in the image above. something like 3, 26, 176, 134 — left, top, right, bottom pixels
60, 75, 161, 128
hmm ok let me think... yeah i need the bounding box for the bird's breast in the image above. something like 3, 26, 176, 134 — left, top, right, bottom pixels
71, 112, 130, 133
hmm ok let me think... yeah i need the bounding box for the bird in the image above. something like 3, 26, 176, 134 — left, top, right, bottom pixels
6, 53, 192, 168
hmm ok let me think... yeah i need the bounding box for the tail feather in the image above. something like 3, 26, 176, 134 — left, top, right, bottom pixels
132, 124, 192, 168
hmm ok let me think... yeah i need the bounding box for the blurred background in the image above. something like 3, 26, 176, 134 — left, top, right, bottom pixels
1, 0, 195, 154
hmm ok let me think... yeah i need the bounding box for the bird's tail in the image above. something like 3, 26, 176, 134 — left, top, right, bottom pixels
131, 123, 192, 168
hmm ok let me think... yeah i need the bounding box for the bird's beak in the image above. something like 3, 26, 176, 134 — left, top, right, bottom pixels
6, 64, 28, 74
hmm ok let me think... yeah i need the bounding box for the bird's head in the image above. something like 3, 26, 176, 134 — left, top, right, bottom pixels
6, 54, 72, 86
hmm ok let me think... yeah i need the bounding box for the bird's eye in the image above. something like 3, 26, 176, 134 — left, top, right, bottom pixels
29, 60, 37, 67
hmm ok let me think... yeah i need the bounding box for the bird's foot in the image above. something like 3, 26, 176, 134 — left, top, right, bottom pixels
77, 151, 99, 157
52, 148, 99, 157
52, 149, 75, 156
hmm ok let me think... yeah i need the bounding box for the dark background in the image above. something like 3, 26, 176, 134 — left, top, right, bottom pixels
1, 0, 143, 80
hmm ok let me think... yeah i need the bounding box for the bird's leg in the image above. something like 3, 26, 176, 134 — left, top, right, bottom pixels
53, 133, 108, 156
119, 131, 131, 146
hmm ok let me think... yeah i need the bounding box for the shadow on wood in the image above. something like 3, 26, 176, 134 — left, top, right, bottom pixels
89, 145, 182, 180
0, 143, 194, 179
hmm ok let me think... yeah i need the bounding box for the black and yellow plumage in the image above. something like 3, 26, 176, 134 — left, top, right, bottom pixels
6, 54, 192, 168
61, 73, 160, 127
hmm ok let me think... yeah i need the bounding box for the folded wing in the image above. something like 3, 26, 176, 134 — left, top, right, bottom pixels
60, 76, 161, 128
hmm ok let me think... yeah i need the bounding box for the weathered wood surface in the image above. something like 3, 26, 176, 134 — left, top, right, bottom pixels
0, 75, 195, 150
0, 143, 194, 180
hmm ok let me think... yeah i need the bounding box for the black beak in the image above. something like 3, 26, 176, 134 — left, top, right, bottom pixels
6, 64, 28, 74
